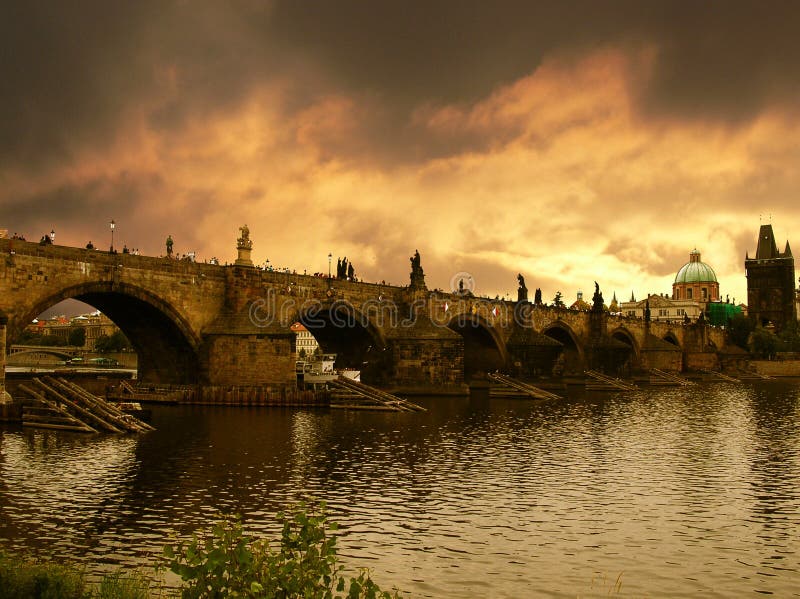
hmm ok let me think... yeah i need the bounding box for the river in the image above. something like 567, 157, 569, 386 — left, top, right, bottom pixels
1, 381, 799, 597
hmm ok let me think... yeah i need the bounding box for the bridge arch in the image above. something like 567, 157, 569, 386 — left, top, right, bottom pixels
542, 322, 584, 374
15, 281, 202, 384
291, 300, 389, 384
610, 327, 640, 359
446, 312, 507, 378
663, 331, 682, 348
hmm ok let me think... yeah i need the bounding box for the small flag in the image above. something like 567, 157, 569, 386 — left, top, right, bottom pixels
491, 306, 498, 317
444, 301, 449, 312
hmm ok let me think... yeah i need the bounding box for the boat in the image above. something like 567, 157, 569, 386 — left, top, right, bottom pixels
296, 354, 360, 386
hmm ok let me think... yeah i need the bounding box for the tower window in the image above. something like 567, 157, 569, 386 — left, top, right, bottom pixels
687, 288, 693, 299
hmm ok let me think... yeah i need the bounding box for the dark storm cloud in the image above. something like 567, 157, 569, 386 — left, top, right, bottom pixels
1, 2, 160, 170
3, 172, 172, 251
5, 0, 800, 175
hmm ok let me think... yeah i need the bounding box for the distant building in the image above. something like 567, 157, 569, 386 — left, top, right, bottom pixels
672, 249, 720, 305
569, 291, 591, 311
745, 224, 796, 331
608, 292, 619, 314
620, 293, 701, 322
25, 311, 118, 349
619, 248, 742, 324
291, 322, 319, 359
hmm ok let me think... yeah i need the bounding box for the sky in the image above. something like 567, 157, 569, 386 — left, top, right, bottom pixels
3, 0, 800, 308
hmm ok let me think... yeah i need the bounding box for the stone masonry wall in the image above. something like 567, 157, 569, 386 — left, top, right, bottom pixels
204, 334, 296, 386
390, 338, 464, 388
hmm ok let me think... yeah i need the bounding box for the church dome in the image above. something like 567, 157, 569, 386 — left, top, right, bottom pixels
674, 249, 717, 284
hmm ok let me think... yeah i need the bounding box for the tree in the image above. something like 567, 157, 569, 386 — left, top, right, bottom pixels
777, 322, 800, 352
552, 291, 565, 308
298, 348, 307, 359
749, 327, 779, 359
96, 330, 132, 353
68, 326, 86, 347
727, 313, 753, 351
39, 334, 68, 347
17, 329, 43, 345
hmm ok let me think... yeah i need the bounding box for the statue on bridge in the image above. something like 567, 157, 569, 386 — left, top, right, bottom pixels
235, 225, 254, 266
534, 287, 542, 305
409, 249, 426, 290
166, 235, 173, 257
237, 224, 252, 250
517, 274, 528, 302
592, 281, 604, 312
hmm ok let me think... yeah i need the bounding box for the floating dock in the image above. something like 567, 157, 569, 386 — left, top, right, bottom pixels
107, 380, 191, 404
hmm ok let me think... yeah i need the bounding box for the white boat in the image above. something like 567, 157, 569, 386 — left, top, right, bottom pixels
296, 354, 360, 385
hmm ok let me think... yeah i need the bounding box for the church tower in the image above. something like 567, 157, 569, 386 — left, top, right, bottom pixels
745, 224, 796, 331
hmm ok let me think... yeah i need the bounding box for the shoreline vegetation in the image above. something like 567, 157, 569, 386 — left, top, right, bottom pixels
0, 503, 402, 599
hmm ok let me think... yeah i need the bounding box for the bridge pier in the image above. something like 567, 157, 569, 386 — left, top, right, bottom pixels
384, 313, 466, 392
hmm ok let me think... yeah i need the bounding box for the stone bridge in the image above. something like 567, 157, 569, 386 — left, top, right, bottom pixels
0, 237, 730, 391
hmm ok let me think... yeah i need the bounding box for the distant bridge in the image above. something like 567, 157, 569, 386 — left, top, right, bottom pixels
0, 237, 730, 390
8, 345, 83, 359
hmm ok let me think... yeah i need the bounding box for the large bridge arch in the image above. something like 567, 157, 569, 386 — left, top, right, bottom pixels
542, 322, 584, 374
13, 281, 203, 384
291, 300, 389, 383
446, 312, 507, 378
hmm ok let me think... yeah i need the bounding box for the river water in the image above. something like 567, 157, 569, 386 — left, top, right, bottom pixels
1, 381, 799, 597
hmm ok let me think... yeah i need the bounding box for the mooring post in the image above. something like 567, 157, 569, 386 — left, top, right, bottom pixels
0, 309, 9, 402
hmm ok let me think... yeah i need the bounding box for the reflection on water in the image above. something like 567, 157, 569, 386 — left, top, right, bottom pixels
1, 382, 799, 597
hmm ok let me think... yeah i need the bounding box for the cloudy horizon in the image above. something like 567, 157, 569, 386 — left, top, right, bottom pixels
4, 1, 800, 309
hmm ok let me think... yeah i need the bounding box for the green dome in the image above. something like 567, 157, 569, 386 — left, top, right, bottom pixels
674, 249, 717, 284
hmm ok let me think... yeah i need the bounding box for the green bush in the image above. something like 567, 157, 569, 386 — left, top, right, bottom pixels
0, 551, 158, 599
163, 502, 401, 599
0, 550, 87, 599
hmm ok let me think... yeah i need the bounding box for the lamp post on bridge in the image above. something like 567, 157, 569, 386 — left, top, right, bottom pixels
49, 229, 55, 244
109, 219, 115, 252
328, 252, 332, 279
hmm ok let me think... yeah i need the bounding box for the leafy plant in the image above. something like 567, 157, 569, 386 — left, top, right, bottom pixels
163, 502, 401, 599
